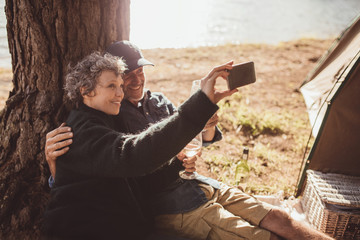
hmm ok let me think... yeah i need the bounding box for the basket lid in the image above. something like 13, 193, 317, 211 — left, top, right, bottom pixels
306, 170, 360, 208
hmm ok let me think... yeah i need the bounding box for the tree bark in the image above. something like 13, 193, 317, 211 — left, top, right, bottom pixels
0, 0, 130, 238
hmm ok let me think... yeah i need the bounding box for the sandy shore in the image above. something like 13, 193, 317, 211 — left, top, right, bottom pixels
0, 68, 12, 109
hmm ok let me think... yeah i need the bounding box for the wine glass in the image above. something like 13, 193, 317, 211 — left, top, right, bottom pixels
190, 79, 201, 95
179, 79, 203, 179
179, 133, 202, 180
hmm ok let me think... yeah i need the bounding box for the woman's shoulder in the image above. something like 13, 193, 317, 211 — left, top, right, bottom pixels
66, 106, 115, 130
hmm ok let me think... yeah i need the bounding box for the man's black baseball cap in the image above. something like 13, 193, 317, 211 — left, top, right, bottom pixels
106, 40, 154, 73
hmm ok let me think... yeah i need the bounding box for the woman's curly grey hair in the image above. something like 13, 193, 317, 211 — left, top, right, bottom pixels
64, 51, 127, 106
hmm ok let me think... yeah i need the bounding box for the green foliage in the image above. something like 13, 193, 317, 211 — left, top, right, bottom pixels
202, 92, 312, 196
217, 93, 310, 138
218, 95, 287, 137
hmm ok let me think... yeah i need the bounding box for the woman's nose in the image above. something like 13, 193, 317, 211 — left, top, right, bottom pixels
116, 86, 124, 97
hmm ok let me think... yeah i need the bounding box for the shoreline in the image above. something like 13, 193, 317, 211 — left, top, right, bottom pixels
0, 67, 12, 109
140, 36, 336, 50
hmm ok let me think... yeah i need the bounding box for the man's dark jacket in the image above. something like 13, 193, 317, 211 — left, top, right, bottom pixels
42, 91, 218, 239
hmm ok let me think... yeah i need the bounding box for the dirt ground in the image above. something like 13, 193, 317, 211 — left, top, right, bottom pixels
142, 38, 334, 196
0, 38, 334, 197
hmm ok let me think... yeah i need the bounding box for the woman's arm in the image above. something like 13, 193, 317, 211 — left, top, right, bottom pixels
63, 91, 218, 178
57, 62, 237, 179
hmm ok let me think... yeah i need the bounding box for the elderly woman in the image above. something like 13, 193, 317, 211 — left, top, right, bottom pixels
42, 52, 233, 239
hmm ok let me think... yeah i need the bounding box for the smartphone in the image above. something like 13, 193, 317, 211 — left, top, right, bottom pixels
227, 61, 256, 90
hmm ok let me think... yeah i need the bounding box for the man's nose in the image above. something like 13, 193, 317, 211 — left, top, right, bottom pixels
130, 74, 141, 84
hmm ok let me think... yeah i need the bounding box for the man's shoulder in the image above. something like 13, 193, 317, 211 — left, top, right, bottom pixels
147, 90, 167, 99
146, 90, 172, 104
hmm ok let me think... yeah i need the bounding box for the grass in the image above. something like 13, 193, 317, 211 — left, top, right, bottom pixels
218, 93, 288, 137
202, 92, 312, 197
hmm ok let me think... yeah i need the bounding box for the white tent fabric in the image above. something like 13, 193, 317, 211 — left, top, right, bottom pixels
296, 15, 360, 194
300, 18, 360, 137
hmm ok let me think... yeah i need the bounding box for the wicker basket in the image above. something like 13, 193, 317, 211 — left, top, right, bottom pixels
301, 170, 360, 239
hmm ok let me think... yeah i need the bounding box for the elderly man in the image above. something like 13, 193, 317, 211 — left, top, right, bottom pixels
45, 41, 333, 240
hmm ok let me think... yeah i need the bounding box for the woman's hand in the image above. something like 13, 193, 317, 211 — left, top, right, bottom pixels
200, 61, 238, 103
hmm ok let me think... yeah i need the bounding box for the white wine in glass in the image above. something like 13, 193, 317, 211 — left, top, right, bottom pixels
190, 79, 201, 95
179, 134, 202, 180
179, 79, 203, 179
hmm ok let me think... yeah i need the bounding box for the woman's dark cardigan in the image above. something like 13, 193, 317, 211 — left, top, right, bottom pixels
42, 91, 218, 239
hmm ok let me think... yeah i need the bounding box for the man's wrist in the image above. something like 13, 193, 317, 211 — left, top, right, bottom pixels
202, 127, 216, 141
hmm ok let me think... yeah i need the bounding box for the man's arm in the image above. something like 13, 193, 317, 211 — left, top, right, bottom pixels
45, 123, 73, 178
202, 113, 219, 142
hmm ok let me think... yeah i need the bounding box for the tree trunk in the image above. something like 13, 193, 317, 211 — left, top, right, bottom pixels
0, 0, 130, 238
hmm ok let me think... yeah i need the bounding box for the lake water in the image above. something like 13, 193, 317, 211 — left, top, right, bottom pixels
0, 0, 360, 69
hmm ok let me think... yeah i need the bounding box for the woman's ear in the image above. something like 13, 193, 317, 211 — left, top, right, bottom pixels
80, 87, 86, 96
81, 87, 95, 98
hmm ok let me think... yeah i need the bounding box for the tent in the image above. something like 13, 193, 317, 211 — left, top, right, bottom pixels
296, 15, 360, 194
